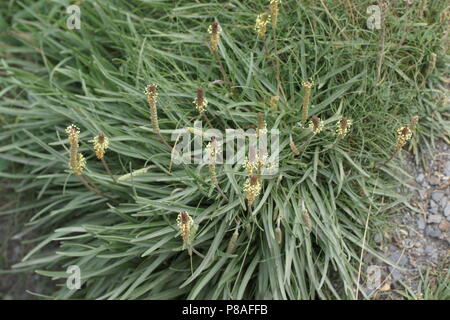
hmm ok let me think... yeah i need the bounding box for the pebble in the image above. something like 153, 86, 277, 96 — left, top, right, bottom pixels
390, 268, 403, 282
429, 206, 438, 215
424, 245, 435, 255
439, 220, 450, 232
440, 196, 448, 207
416, 173, 425, 184
444, 161, 450, 176
388, 252, 408, 266
428, 175, 441, 186
374, 233, 382, 244
425, 225, 442, 238
427, 214, 442, 224
431, 192, 444, 202
429, 200, 437, 208
417, 216, 426, 230
444, 204, 450, 217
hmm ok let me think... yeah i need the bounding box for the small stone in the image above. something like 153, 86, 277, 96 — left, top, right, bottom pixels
424, 245, 435, 255
425, 225, 442, 238
428, 175, 440, 185
439, 220, 450, 232
431, 192, 444, 202
444, 204, 450, 217
430, 200, 437, 208
388, 252, 408, 266
444, 161, 450, 176
417, 216, 426, 230
388, 267, 403, 282
416, 173, 425, 184
441, 197, 448, 208
427, 214, 442, 224
374, 233, 382, 244
429, 206, 438, 215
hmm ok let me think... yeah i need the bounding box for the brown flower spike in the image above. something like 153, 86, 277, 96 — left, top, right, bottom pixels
93, 133, 109, 160
65, 124, 86, 176
145, 84, 160, 134
193, 87, 208, 114
243, 175, 262, 207
177, 211, 194, 247
309, 115, 324, 134
208, 21, 221, 52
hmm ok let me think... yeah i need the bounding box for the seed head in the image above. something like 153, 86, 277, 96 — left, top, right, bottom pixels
226, 223, 240, 254
395, 126, 412, 150
269, 0, 281, 29
92, 133, 110, 159
309, 116, 324, 134
145, 84, 160, 134
65, 124, 80, 145
206, 138, 219, 185
302, 80, 314, 89
66, 124, 86, 175
208, 21, 222, 52
336, 116, 352, 138
301, 81, 314, 124
255, 13, 271, 36
289, 135, 300, 155
193, 87, 208, 114
270, 95, 279, 109
72, 153, 86, 175
243, 175, 262, 206
256, 112, 267, 137
177, 211, 194, 246
410, 116, 419, 129
302, 208, 312, 233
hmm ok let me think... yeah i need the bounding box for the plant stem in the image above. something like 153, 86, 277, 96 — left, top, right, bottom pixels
211, 47, 233, 92
101, 157, 117, 183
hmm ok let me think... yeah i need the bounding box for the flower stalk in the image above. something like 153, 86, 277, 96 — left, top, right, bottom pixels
145, 84, 172, 150
208, 21, 233, 91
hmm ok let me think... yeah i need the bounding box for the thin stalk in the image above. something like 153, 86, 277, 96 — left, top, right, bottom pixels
101, 157, 117, 183
210, 47, 233, 91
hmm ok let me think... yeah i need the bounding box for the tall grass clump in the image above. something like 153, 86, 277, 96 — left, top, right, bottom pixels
0, 0, 448, 299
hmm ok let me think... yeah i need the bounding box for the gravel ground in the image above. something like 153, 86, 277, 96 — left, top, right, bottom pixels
362, 139, 450, 299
